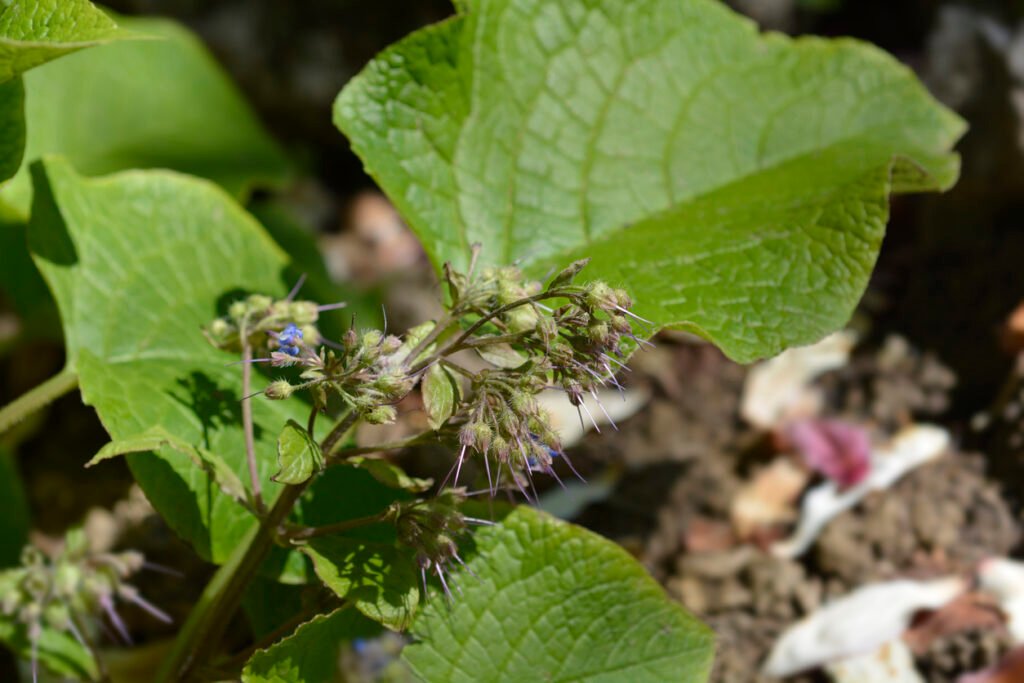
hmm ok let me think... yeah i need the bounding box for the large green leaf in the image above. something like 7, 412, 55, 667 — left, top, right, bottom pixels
26, 158, 389, 580
242, 606, 381, 683
1, 14, 290, 216
402, 506, 714, 683
0, 0, 135, 184
335, 0, 965, 361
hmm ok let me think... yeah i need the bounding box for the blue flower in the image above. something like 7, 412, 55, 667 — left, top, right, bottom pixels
275, 324, 303, 356
278, 323, 303, 346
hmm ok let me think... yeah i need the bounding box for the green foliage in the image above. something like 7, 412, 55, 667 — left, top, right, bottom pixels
0, 0, 131, 83
0, 0, 136, 184
26, 158, 395, 582
335, 0, 965, 362
274, 420, 325, 485
242, 606, 381, 683
302, 536, 420, 630
0, 448, 29, 567
422, 363, 458, 430
1, 14, 291, 216
0, 617, 97, 681
403, 506, 714, 682
348, 455, 433, 493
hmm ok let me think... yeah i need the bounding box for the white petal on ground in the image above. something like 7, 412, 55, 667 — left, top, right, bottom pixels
772, 424, 950, 559
741, 330, 857, 430
826, 640, 925, 683
977, 557, 1024, 644
537, 387, 650, 448
731, 457, 810, 539
762, 577, 965, 678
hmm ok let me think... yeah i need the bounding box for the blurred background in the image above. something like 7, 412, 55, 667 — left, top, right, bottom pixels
5, 0, 1024, 681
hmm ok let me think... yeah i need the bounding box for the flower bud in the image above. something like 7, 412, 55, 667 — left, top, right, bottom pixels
363, 405, 397, 425
588, 322, 611, 345
264, 380, 295, 400
505, 305, 539, 333
472, 423, 493, 451
290, 301, 320, 325
362, 330, 384, 348
247, 294, 273, 311
228, 301, 247, 320
381, 335, 403, 355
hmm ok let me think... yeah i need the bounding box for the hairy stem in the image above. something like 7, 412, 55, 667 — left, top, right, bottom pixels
412, 291, 564, 374
0, 367, 78, 436
240, 320, 265, 514
333, 431, 436, 458
157, 410, 360, 682
285, 511, 389, 541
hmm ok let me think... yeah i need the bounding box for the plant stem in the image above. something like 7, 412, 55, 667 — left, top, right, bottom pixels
240, 321, 265, 514
411, 292, 564, 374
403, 313, 454, 371
0, 367, 78, 436
157, 410, 360, 682
332, 431, 436, 458
284, 511, 389, 541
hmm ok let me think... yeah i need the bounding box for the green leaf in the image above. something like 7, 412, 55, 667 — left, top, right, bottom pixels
422, 363, 458, 430
0, 615, 98, 681
0, 0, 136, 185
349, 455, 433, 493
302, 536, 420, 630
0, 448, 29, 567
274, 420, 324, 486
242, 606, 381, 683
26, 157, 338, 580
1, 14, 290, 216
335, 0, 965, 362
475, 342, 527, 369
87, 425, 250, 509
0, 0, 133, 84
403, 506, 714, 683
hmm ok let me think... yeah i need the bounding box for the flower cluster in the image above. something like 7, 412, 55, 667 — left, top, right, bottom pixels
0, 530, 168, 679
441, 257, 647, 494
206, 254, 645, 493
388, 489, 485, 600
203, 290, 325, 364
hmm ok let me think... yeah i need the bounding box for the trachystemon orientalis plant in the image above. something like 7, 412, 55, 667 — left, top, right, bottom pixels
200, 248, 647, 597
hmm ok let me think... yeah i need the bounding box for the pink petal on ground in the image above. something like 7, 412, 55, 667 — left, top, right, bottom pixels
787, 418, 872, 489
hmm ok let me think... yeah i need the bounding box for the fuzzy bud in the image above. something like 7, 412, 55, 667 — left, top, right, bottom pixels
363, 405, 397, 425
585, 282, 617, 311
264, 380, 295, 400
228, 301, 247, 320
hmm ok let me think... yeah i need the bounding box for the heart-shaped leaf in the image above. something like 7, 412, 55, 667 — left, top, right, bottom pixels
1, 14, 290, 216
27, 158, 397, 581
335, 0, 965, 362
274, 420, 325, 485
402, 506, 714, 683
